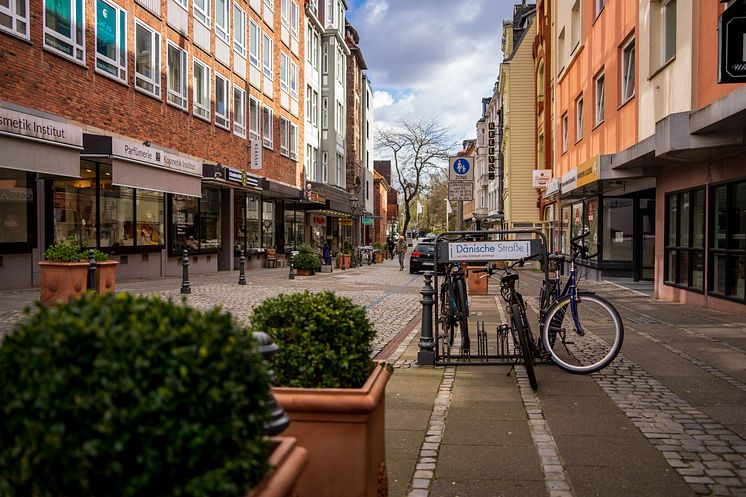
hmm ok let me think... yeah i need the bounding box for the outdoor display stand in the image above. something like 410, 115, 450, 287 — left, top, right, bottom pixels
418, 229, 550, 367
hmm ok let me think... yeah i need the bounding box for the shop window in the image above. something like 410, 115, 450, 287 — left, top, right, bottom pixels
262, 200, 274, 248
100, 176, 134, 249
561, 205, 570, 255
53, 166, 97, 247
709, 180, 746, 301
135, 19, 161, 99
233, 85, 246, 137
284, 206, 303, 250
249, 18, 260, 68
215, 73, 230, 130
0, 169, 35, 250
44, 0, 85, 63
136, 188, 164, 246
1, 0, 29, 39
584, 198, 598, 257
199, 187, 221, 250
193, 57, 211, 121
170, 188, 222, 255
234, 192, 260, 253
665, 188, 704, 291
602, 198, 633, 261
167, 42, 188, 110
233, 3, 246, 58
215, 0, 229, 43
95, 0, 127, 82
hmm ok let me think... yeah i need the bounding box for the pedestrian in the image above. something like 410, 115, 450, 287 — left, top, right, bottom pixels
387, 236, 395, 260
396, 234, 407, 271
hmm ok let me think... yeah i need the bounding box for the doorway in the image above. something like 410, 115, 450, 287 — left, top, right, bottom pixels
636, 198, 656, 281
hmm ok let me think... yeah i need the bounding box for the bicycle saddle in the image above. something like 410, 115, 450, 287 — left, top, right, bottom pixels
501, 272, 519, 285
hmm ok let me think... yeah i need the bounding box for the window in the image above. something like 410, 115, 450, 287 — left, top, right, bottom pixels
575, 95, 583, 141
290, 1, 299, 42
193, 57, 211, 121
336, 101, 344, 134
233, 85, 246, 137
321, 151, 328, 182
603, 198, 633, 261
709, 180, 746, 301
44, 0, 85, 62
290, 61, 298, 98
194, 0, 210, 27
322, 43, 328, 74
262, 105, 273, 148
234, 193, 261, 251
280, 117, 289, 156
306, 86, 318, 126
663, 0, 676, 63
557, 27, 566, 74
215, 0, 229, 42
336, 45, 343, 83
280, 0, 288, 29
170, 188, 222, 255
595, 0, 605, 17
263, 33, 273, 79
0, 170, 34, 249
249, 19, 260, 68
570, 0, 580, 52
135, 19, 160, 98
0, 0, 29, 38
249, 96, 260, 140
215, 73, 230, 129
621, 36, 635, 104
280, 51, 289, 92
95, 0, 126, 81
262, 200, 274, 248
289, 122, 297, 160
336, 153, 343, 187
561, 112, 568, 153
322, 96, 328, 129
167, 42, 188, 109
233, 3, 246, 58
594, 71, 604, 125
665, 188, 705, 290
306, 144, 316, 180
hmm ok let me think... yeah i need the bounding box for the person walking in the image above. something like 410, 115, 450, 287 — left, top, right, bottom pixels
387, 236, 395, 260
396, 234, 407, 271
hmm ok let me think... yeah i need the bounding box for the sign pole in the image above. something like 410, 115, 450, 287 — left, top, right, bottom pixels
457, 201, 463, 231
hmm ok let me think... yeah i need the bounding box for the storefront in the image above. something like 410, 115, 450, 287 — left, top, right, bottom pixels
305, 182, 354, 254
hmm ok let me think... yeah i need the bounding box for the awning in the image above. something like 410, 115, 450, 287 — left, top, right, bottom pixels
113, 159, 202, 197
0, 135, 81, 177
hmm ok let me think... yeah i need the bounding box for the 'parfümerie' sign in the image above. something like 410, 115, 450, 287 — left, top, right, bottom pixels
0, 107, 82, 148
112, 137, 202, 177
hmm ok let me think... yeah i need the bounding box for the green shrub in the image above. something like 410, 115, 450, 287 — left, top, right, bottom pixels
294, 245, 321, 271
43, 239, 85, 262
0, 292, 272, 497
249, 291, 375, 388
343, 241, 352, 254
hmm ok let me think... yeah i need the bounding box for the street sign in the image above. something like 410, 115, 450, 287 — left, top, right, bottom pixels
449, 156, 474, 181
447, 240, 533, 262
448, 181, 473, 201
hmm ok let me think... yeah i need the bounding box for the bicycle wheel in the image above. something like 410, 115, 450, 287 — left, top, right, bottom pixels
440, 280, 455, 348
455, 277, 470, 351
541, 293, 624, 374
512, 302, 537, 390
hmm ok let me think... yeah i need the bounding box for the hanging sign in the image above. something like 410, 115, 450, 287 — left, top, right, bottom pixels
718, 1, 746, 83
532, 170, 552, 189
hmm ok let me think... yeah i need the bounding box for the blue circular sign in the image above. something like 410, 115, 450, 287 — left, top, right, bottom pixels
453, 158, 471, 175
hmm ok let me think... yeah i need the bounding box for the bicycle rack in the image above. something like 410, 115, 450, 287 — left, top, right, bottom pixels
420, 228, 554, 368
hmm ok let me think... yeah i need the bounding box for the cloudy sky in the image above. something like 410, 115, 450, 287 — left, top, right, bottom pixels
347, 0, 515, 148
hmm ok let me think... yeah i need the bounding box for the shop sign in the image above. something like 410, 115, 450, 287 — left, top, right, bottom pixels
488, 122, 496, 180
163, 152, 201, 177
545, 178, 561, 197
340, 218, 353, 227
250, 139, 262, 170
306, 190, 326, 203
362, 216, 374, 225
0, 107, 82, 148
227, 168, 260, 188
111, 138, 202, 177
576, 156, 599, 188
532, 170, 552, 189
561, 169, 577, 192
718, 1, 746, 83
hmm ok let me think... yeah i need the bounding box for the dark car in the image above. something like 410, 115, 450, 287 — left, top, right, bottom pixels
409, 241, 446, 274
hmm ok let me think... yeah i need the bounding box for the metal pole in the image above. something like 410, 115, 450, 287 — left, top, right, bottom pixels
417, 271, 436, 365
87, 248, 97, 292
180, 249, 191, 294
238, 250, 246, 285
457, 201, 464, 231
288, 251, 295, 279
252, 331, 290, 436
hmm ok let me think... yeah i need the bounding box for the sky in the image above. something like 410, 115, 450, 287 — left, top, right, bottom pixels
347, 0, 516, 149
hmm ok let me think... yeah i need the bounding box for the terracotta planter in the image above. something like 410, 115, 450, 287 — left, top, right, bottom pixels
273, 362, 391, 497
38, 261, 89, 306
295, 268, 315, 276
248, 436, 309, 497
95, 260, 119, 294
338, 254, 351, 270
374, 252, 383, 264
466, 266, 489, 295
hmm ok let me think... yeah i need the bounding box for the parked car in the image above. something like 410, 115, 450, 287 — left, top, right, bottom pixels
409, 241, 446, 274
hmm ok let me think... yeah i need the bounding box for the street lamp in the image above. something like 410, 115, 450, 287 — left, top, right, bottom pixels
350, 196, 359, 248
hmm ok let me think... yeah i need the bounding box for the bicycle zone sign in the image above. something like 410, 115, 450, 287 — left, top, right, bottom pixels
446, 240, 535, 261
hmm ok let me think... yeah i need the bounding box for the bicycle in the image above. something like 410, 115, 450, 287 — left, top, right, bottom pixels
439, 262, 470, 355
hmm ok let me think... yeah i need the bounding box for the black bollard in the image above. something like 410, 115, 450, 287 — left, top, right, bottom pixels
87, 248, 97, 292
417, 271, 436, 365
238, 250, 247, 285
180, 249, 191, 294
252, 331, 290, 435
288, 251, 295, 279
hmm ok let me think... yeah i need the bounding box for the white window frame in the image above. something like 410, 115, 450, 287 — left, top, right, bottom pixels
263, 33, 273, 79
290, 61, 298, 98
321, 96, 328, 129
262, 105, 273, 148
134, 18, 161, 99
249, 96, 261, 140
1, 0, 29, 39
94, 0, 127, 82
215, 73, 231, 129
662, 0, 676, 63
335, 46, 343, 83
167, 41, 189, 110
44, 0, 85, 63
215, 0, 230, 43
280, 51, 289, 92
595, 71, 604, 125
621, 36, 635, 104
194, 0, 211, 27
249, 19, 261, 68
321, 151, 328, 182
289, 122, 297, 160
290, 1, 299, 42
561, 112, 568, 153
575, 95, 583, 141
193, 57, 211, 121
233, 3, 246, 58
306, 144, 315, 180
233, 84, 247, 138
280, 0, 289, 29
280, 117, 290, 156
322, 43, 328, 74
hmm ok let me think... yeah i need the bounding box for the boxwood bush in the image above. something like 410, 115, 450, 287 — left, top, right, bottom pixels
249, 291, 375, 389
0, 292, 272, 497
294, 244, 321, 272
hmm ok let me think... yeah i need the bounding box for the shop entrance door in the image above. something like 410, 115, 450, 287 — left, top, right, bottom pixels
636, 198, 656, 281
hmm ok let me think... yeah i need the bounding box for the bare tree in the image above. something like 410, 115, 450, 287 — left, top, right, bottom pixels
422, 169, 449, 231
375, 118, 454, 237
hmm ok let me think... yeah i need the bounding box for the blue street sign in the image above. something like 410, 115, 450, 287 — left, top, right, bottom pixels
453, 158, 470, 175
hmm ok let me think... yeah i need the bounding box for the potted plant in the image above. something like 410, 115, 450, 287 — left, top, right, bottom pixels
0, 292, 307, 497
38, 239, 89, 306
373, 243, 385, 264
294, 244, 321, 276
250, 291, 392, 497
340, 242, 352, 270
88, 248, 119, 294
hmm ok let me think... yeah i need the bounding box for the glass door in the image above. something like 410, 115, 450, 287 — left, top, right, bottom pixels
637, 198, 656, 281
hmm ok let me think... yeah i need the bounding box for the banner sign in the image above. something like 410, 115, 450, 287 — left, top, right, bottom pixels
447, 240, 533, 261
545, 178, 561, 196
576, 156, 599, 188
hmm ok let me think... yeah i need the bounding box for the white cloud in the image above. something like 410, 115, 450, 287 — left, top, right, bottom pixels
372, 90, 394, 109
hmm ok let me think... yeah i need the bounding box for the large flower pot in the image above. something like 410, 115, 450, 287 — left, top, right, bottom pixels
295, 268, 314, 276
338, 254, 351, 270
38, 261, 89, 306
466, 266, 489, 295
248, 436, 309, 497
272, 362, 391, 497
374, 252, 383, 264
95, 260, 119, 294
